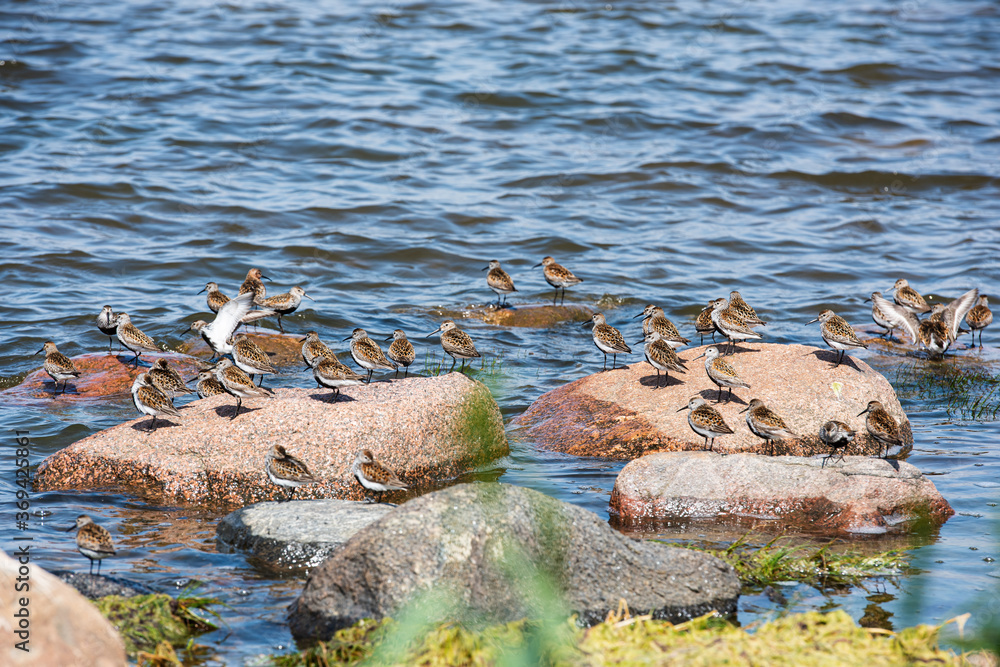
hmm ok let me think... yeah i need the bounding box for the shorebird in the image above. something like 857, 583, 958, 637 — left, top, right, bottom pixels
61, 515, 115, 575
587, 312, 631, 370
35, 341, 80, 396
638, 330, 687, 387
131, 373, 181, 432
313, 357, 365, 400
385, 329, 416, 378
96, 305, 120, 353
890, 278, 930, 315
857, 400, 903, 458
928, 288, 979, 344
195, 369, 227, 399
865, 292, 899, 340
918, 319, 952, 359
710, 298, 762, 355
728, 291, 766, 327
740, 398, 795, 455
266, 445, 318, 501
197, 282, 230, 314
806, 309, 867, 367
677, 396, 734, 452
344, 328, 397, 383
483, 259, 517, 308
238, 267, 270, 305
870, 293, 920, 345
148, 358, 195, 397
533, 256, 582, 305
259, 286, 313, 333
634, 305, 690, 348
966, 295, 992, 348
232, 333, 278, 386
694, 346, 750, 403
352, 449, 408, 503
819, 420, 855, 467
115, 313, 159, 367
300, 330, 338, 368
183, 291, 256, 359
695, 303, 717, 345
213, 358, 272, 419
427, 320, 481, 372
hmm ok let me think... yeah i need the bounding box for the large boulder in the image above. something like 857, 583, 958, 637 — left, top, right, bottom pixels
609, 452, 953, 535
0, 551, 126, 666
287, 483, 740, 641
216, 500, 395, 572
513, 343, 911, 458
35, 373, 507, 506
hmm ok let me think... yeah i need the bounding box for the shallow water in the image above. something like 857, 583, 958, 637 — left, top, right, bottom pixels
2, 0, 1000, 661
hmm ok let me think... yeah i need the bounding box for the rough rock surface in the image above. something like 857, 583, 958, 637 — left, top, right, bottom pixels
178, 330, 305, 366
216, 500, 395, 572
287, 483, 740, 641
56, 572, 157, 600
426, 303, 595, 328
36, 373, 507, 507
3, 351, 202, 404
513, 343, 911, 458
609, 452, 953, 535
0, 551, 126, 666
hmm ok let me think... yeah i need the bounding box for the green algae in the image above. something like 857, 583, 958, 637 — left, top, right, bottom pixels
94, 592, 220, 657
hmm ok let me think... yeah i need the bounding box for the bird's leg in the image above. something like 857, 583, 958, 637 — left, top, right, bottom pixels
603, 353, 607, 371
404, 367, 408, 378
561, 288, 566, 305
133, 351, 141, 368
552, 290, 558, 306
148, 416, 158, 432
258, 374, 266, 388
89, 559, 94, 575
716, 387, 723, 403
450, 357, 457, 372
287, 487, 295, 501
333, 388, 340, 401
366, 369, 373, 384
612, 354, 617, 370
232, 397, 242, 420
278, 316, 284, 334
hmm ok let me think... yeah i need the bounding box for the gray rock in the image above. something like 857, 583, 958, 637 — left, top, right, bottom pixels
55, 572, 156, 600
216, 500, 396, 572
288, 483, 740, 641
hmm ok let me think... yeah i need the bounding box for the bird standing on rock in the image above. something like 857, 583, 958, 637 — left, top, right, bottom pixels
819, 420, 855, 467
352, 449, 408, 503
740, 398, 795, 455
385, 329, 416, 378
131, 372, 181, 432
857, 400, 903, 458
344, 328, 397, 383
638, 330, 687, 388
483, 259, 517, 308
35, 341, 81, 396
588, 312, 631, 371
266, 445, 318, 501
694, 346, 749, 404
427, 320, 481, 373
677, 396, 734, 452
61, 515, 115, 575
96, 305, 120, 353
806, 309, 867, 367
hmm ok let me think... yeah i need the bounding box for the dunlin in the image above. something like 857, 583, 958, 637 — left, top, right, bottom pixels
533, 256, 582, 305
819, 420, 855, 467
115, 312, 159, 367
343, 328, 397, 383
131, 372, 181, 432
806, 309, 867, 367
928, 288, 979, 344
213, 358, 272, 419
313, 357, 365, 400
588, 312, 631, 371
149, 358, 195, 397
729, 291, 766, 327
352, 448, 408, 503
300, 330, 337, 368
890, 278, 930, 315
195, 369, 227, 399
857, 400, 902, 458
918, 319, 951, 359
634, 305, 690, 348
238, 267, 270, 305
35, 341, 80, 396
184, 291, 256, 359
638, 330, 687, 387
197, 281, 230, 314
96, 305, 120, 353
677, 396, 734, 452
865, 292, 898, 340
710, 298, 762, 355
233, 333, 278, 386
427, 320, 481, 372
740, 398, 795, 454
266, 444, 318, 501
385, 329, 416, 378
966, 295, 992, 348
870, 293, 920, 345
695, 303, 717, 345
259, 285, 313, 333
61, 515, 115, 575
483, 259, 517, 308
694, 346, 750, 403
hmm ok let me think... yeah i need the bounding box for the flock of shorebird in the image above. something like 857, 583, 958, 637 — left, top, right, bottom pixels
36, 260, 992, 574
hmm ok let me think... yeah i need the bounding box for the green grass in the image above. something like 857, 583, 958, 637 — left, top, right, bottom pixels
891, 361, 1000, 420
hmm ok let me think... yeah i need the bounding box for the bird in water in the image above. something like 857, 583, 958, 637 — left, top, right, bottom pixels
258, 285, 314, 333
62, 515, 116, 575
966, 295, 992, 348
483, 259, 517, 308
35, 341, 81, 396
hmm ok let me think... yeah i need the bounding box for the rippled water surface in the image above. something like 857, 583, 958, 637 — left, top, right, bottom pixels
3, 0, 1000, 662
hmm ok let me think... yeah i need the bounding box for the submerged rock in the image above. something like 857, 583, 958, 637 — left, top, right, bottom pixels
609, 452, 953, 535
56, 572, 157, 600
36, 373, 507, 507
513, 342, 911, 459
216, 500, 395, 572
178, 329, 304, 366
287, 483, 740, 641
426, 303, 595, 328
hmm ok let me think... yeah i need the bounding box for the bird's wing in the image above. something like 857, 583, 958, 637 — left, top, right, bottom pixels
942, 288, 979, 341
208, 291, 255, 342
872, 293, 920, 344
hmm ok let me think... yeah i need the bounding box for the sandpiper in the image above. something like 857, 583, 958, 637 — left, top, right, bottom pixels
115, 313, 159, 367
890, 278, 930, 315
928, 288, 979, 344
184, 292, 256, 359
710, 298, 762, 355
427, 320, 481, 372
865, 292, 898, 340
343, 328, 397, 383
148, 358, 195, 397
266, 444, 317, 501
695, 303, 717, 345
96, 305, 120, 353
819, 420, 855, 467
729, 291, 766, 327
238, 267, 270, 305
966, 295, 992, 348
634, 305, 690, 348
857, 400, 903, 458
35, 341, 80, 396
677, 396, 734, 452
195, 370, 227, 399
483, 259, 517, 308
352, 449, 407, 503
213, 358, 272, 419
131, 373, 181, 432
197, 281, 230, 314
806, 309, 867, 367
870, 293, 920, 345
918, 319, 952, 359
694, 346, 750, 403
259, 285, 313, 333
588, 312, 631, 370
300, 330, 337, 368
533, 256, 582, 305
233, 333, 278, 386
385, 329, 416, 378
740, 398, 795, 455
313, 357, 365, 400
638, 330, 687, 387
61, 515, 115, 575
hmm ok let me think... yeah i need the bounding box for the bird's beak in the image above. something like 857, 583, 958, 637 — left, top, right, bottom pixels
676, 405, 688, 412
632, 312, 646, 319
863, 297, 871, 303
59, 524, 78, 532
739, 405, 750, 413
806, 317, 819, 325
34, 348, 44, 356
481, 266, 489, 272
341, 335, 352, 341
857, 407, 870, 417
634, 338, 644, 344
581, 320, 594, 328
532, 262, 542, 269
303, 293, 314, 301
299, 337, 308, 343
693, 352, 705, 360
262, 275, 272, 281
179, 325, 192, 334
426, 326, 443, 337
197, 286, 207, 294
384, 334, 394, 341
